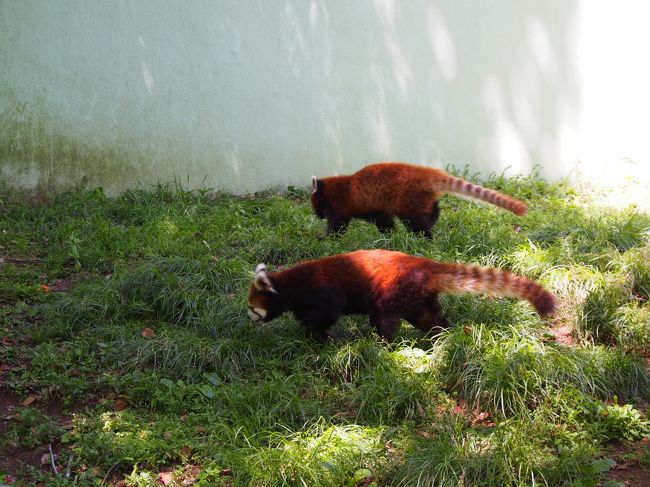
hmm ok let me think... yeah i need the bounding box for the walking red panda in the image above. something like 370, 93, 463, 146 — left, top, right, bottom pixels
310, 162, 528, 237
247, 249, 556, 340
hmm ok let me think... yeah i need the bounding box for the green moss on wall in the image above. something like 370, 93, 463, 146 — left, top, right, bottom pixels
0, 87, 152, 195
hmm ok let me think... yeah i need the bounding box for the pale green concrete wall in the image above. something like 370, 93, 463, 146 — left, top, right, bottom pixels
1, 1, 648, 195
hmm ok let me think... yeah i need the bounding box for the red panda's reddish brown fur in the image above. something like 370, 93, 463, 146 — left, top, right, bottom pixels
310, 163, 527, 237
247, 250, 556, 340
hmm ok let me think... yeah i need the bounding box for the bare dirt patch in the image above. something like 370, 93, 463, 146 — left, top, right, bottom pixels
550, 322, 576, 346
606, 438, 650, 487
0, 390, 76, 481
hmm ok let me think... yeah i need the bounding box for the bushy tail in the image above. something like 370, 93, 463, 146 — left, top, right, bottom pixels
434, 173, 528, 216
430, 262, 556, 316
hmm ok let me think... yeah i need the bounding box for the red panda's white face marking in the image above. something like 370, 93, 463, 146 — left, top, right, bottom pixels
247, 306, 267, 322
311, 176, 318, 194
248, 263, 285, 324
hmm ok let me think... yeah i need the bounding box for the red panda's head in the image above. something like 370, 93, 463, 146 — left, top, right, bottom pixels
310, 176, 327, 219
247, 264, 284, 324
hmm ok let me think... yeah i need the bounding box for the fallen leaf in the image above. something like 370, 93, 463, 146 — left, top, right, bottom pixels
164, 431, 173, 440
1, 336, 12, 346
416, 429, 431, 439
452, 403, 465, 415
22, 395, 39, 406
195, 425, 207, 433
158, 471, 173, 485
113, 398, 129, 412
184, 465, 201, 481
141, 327, 155, 338
472, 411, 490, 424
40, 453, 51, 466
4, 474, 16, 484
416, 402, 426, 417
180, 445, 192, 457
40, 284, 49, 293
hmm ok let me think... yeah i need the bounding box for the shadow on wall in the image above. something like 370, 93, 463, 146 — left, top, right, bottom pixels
247, 0, 580, 188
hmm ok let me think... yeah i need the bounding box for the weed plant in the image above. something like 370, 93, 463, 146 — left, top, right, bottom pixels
1, 171, 649, 486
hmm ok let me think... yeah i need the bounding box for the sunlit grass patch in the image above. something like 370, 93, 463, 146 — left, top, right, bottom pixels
352, 343, 445, 422
231, 422, 385, 486
319, 338, 383, 384
576, 271, 631, 344
68, 408, 225, 471
392, 412, 596, 487
612, 302, 650, 353
620, 243, 650, 300
440, 324, 649, 416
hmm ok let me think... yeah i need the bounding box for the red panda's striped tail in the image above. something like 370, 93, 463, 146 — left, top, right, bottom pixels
430, 262, 556, 316
435, 173, 528, 216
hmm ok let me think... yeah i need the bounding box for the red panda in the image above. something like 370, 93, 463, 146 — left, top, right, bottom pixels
247, 249, 556, 340
310, 162, 528, 237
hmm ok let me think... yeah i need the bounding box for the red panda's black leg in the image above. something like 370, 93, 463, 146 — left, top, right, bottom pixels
364, 213, 395, 233
430, 201, 441, 227
305, 325, 337, 341
408, 296, 450, 335
401, 200, 441, 238
294, 295, 343, 341
369, 311, 400, 340
401, 215, 434, 239
326, 215, 349, 234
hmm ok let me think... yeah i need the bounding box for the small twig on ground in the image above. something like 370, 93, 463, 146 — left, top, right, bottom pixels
48, 443, 58, 475
66, 454, 74, 478
0, 256, 43, 264
101, 461, 121, 486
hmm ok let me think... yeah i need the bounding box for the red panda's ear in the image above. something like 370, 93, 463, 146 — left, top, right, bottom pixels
311, 176, 321, 195
254, 264, 278, 294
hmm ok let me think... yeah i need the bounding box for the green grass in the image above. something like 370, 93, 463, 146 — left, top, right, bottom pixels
1, 170, 649, 486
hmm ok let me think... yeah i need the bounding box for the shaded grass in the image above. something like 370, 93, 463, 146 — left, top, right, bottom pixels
1, 170, 649, 486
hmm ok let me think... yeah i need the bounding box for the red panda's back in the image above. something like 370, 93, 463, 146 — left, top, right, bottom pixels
350, 163, 443, 214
